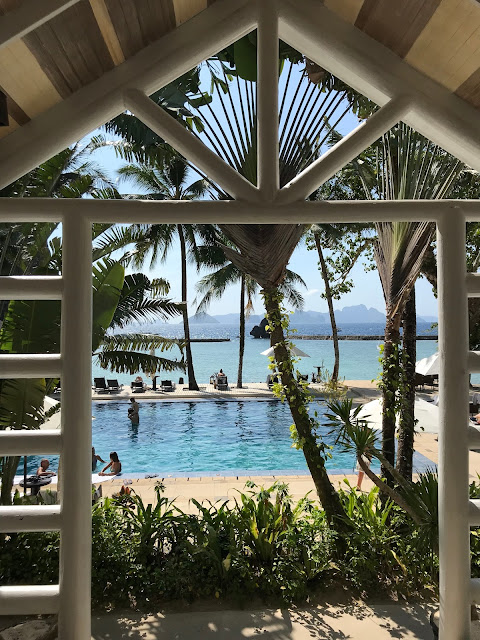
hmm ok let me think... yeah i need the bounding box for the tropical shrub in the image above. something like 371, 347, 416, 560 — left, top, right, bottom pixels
0, 480, 452, 609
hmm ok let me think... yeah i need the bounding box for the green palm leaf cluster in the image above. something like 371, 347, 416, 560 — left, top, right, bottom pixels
347, 122, 465, 481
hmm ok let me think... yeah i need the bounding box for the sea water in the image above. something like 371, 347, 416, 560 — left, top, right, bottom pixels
92, 321, 442, 385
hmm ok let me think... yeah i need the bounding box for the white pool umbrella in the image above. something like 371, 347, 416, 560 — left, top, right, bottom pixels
415, 352, 440, 376
357, 396, 439, 434
261, 345, 310, 358
41, 396, 61, 430
41, 396, 95, 430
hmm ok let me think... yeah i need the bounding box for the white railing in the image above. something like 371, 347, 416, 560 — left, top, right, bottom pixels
0, 214, 92, 640
0, 0, 478, 637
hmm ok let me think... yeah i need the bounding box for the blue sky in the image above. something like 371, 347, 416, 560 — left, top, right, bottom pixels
87, 58, 439, 320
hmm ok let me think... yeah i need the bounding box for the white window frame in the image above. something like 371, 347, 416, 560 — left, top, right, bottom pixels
0, 1, 479, 637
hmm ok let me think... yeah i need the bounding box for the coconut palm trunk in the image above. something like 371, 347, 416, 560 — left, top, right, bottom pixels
314, 233, 340, 382
178, 224, 199, 391
263, 287, 346, 528
397, 287, 416, 480
237, 275, 246, 389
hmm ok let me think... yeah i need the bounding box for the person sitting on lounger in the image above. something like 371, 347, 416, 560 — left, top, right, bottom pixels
99, 451, 122, 476
36, 459, 56, 478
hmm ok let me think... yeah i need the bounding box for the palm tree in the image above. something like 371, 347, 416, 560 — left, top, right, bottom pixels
0, 259, 184, 504
312, 229, 340, 382
116, 155, 210, 390
195, 263, 306, 388
352, 123, 464, 482
217, 225, 349, 527
101, 47, 372, 523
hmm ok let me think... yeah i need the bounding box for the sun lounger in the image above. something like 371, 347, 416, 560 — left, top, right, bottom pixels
107, 379, 122, 393
93, 377, 109, 393
160, 380, 175, 392
131, 380, 146, 393
216, 375, 228, 391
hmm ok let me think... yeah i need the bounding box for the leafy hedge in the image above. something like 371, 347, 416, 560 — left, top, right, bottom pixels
0, 480, 453, 609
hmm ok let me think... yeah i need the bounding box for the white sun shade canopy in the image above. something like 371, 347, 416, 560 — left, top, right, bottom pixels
357, 396, 439, 434
416, 352, 440, 376
41, 396, 61, 431
41, 396, 94, 430
261, 345, 310, 358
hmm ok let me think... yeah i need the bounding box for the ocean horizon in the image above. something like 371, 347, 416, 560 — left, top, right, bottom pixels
93, 322, 444, 386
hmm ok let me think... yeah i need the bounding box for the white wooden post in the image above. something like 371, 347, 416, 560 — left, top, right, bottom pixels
58, 214, 92, 640
437, 210, 471, 639
257, 0, 279, 201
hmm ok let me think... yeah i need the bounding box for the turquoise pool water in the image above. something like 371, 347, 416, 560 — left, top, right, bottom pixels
22, 399, 433, 476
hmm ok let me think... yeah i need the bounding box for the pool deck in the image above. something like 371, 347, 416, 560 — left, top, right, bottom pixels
89, 379, 381, 401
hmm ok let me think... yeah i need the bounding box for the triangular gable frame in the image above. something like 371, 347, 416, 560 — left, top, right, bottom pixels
0, 0, 480, 193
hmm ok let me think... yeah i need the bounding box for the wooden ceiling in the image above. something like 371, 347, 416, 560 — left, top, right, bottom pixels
326, 0, 480, 108
0, 0, 479, 144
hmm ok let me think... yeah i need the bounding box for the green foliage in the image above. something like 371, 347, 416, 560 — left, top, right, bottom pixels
0, 480, 445, 608
337, 484, 435, 593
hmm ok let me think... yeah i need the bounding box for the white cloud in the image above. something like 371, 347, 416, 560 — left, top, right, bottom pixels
305, 289, 320, 296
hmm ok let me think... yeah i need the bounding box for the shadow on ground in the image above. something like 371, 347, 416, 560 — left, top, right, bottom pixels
92, 603, 434, 639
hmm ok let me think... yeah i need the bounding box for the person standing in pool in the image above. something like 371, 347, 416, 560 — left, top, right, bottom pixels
128, 397, 140, 424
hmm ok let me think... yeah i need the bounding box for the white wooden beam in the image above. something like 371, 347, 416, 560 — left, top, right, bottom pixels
0, 0, 256, 190
466, 273, 480, 298
277, 96, 410, 203
0, 430, 61, 456
436, 211, 471, 638
257, 0, 279, 201
0, 354, 61, 378
0, 585, 59, 615
278, 0, 480, 174
0, 276, 63, 300
124, 89, 261, 202
0, 0, 81, 51
0, 506, 61, 533
0, 197, 479, 224
58, 215, 92, 639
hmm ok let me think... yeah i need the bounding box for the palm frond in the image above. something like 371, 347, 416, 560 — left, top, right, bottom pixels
94, 351, 184, 375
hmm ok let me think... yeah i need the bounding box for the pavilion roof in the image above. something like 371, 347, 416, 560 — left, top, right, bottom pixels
0, 0, 480, 186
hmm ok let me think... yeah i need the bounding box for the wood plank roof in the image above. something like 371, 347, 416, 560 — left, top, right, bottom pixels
0, 0, 479, 144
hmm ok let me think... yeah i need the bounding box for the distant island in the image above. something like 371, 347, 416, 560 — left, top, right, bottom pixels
177, 312, 219, 325
184, 304, 437, 325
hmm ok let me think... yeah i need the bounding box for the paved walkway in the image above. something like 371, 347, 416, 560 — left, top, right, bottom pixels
90, 603, 435, 639
0, 603, 437, 639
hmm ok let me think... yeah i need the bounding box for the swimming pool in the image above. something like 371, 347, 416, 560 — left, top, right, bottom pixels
22, 399, 433, 476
